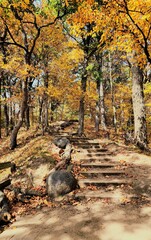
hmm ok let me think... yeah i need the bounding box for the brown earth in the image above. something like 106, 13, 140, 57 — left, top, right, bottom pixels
0, 125, 151, 240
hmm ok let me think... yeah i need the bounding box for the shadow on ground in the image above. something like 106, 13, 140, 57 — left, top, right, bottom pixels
0, 200, 151, 240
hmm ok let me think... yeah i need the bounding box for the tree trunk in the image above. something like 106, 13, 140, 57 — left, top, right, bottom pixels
109, 52, 117, 132
10, 79, 28, 150
43, 73, 49, 131
26, 106, 30, 130
131, 64, 148, 149
78, 70, 87, 136
95, 53, 107, 132
38, 98, 43, 124
3, 80, 9, 136
95, 78, 107, 132
100, 80, 107, 130
9, 102, 15, 132
95, 92, 100, 132
0, 78, 2, 139
4, 104, 9, 136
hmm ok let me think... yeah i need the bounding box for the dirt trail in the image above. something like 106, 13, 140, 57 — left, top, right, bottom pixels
1, 131, 151, 239
1, 200, 151, 240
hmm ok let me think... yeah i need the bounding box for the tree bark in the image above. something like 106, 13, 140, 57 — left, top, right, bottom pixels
38, 97, 43, 124
26, 105, 30, 130
0, 78, 2, 139
131, 64, 148, 149
10, 79, 28, 149
3, 80, 9, 136
100, 80, 107, 130
4, 103, 9, 136
9, 102, 15, 131
78, 69, 87, 136
95, 53, 107, 132
109, 52, 117, 132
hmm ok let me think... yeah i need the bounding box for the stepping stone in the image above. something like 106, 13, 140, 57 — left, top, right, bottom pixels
80, 162, 119, 168
79, 155, 113, 161
80, 157, 112, 162
78, 145, 101, 149
79, 178, 130, 187
73, 142, 100, 146
75, 189, 138, 201
85, 153, 112, 157
69, 138, 91, 141
80, 169, 125, 177
86, 149, 108, 153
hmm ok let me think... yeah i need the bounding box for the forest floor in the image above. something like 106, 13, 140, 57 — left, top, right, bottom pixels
0, 122, 151, 240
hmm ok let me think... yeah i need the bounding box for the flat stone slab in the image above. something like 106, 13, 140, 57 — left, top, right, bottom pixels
69, 137, 91, 141
85, 153, 112, 157
86, 149, 108, 153
79, 146, 101, 149
73, 143, 100, 146
75, 189, 139, 201
80, 162, 119, 168
80, 156, 114, 161
79, 178, 131, 187
80, 157, 113, 161
80, 169, 125, 175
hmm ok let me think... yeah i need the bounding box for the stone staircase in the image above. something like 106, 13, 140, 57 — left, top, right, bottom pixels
53, 127, 151, 203
69, 136, 135, 202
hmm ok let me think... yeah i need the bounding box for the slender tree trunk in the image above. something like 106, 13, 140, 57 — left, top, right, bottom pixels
131, 64, 148, 149
50, 102, 54, 122
10, 79, 28, 149
26, 106, 30, 130
41, 98, 48, 135
3, 80, 9, 136
95, 89, 100, 132
4, 104, 9, 136
45, 101, 49, 128
109, 52, 117, 132
0, 79, 2, 139
44, 79, 49, 130
38, 98, 43, 124
9, 102, 14, 132
95, 72, 107, 131
100, 80, 107, 130
95, 53, 107, 132
78, 68, 87, 136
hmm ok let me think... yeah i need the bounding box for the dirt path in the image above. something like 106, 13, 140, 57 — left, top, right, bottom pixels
1, 132, 151, 239
1, 200, 151, 240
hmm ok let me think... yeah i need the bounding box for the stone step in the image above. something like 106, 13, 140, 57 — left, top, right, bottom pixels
85, 149, 108, 153
53, 134, 69, 137
78, 178, 131, 187
80, 169, 125, 177
80, 146, 101, 149
79, 178, 130, 187
73, 142, 100, 146
85, 153, 112, 157
80, 157, 112, 162
69, 138, 91, 141
75, 190, 139, 201
80, 162, 118, 168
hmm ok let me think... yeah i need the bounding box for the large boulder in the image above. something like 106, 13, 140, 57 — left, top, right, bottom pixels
46, 170, 78, 198
53, 137, 70, 149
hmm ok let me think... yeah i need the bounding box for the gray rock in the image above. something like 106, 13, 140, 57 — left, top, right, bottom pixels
0, 191, 4, 205
53, 137, 70, 149
46, 170, 78, 198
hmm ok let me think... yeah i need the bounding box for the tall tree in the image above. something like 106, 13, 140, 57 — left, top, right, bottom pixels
65, 0, 114, 135
129, 53, 148, 149
0, 0, 67, 149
